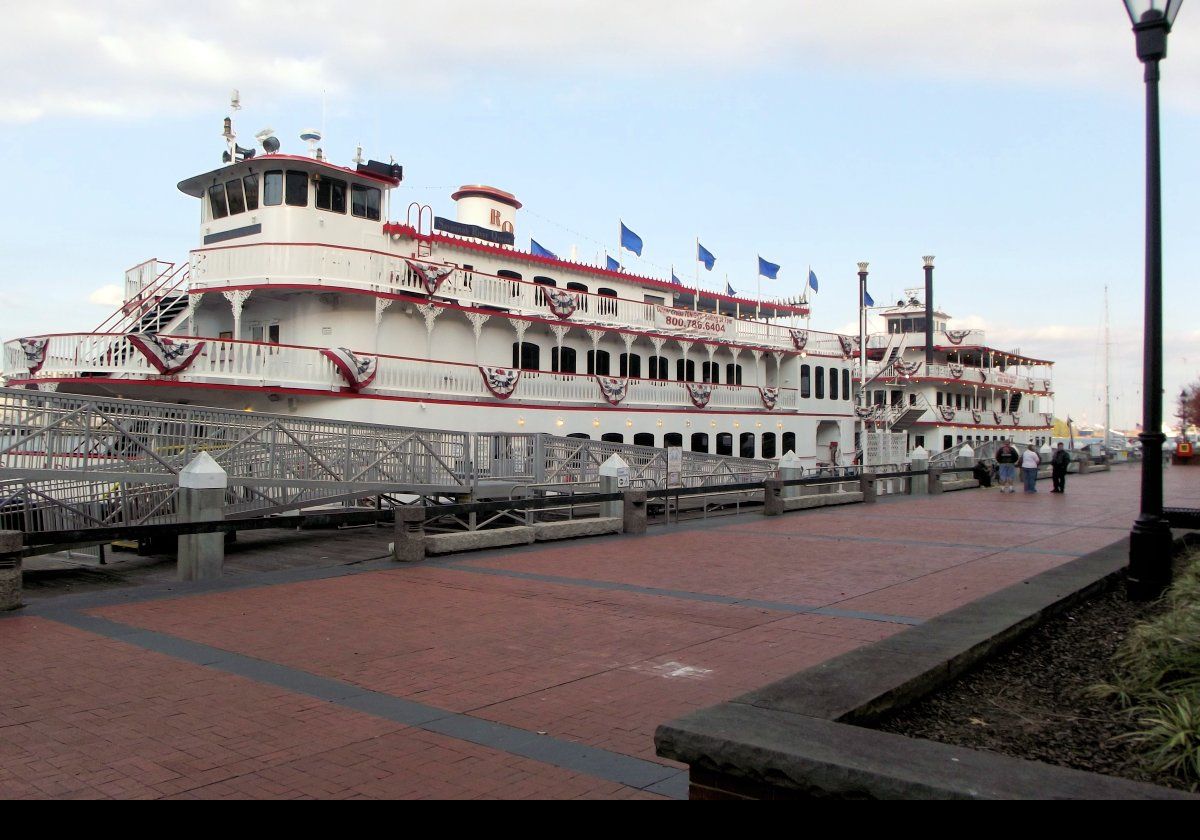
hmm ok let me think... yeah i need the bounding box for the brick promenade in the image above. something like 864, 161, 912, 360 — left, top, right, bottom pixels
2, 466, 1196, 799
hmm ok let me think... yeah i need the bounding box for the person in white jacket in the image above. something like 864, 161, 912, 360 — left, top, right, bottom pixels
1020, 444, 1041, 493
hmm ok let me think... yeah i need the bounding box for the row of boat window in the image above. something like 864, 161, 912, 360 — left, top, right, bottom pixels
939, 435, 1050, 449
207, 170, 382, 222
935, 391, 993, 411
512, 344, 744, 383
563, 431, 796, 459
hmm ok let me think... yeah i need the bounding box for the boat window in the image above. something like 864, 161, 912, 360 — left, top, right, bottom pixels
619, 353, 641, 378
955, 394, 962, 409
225, 179, 246, 215
512, 341, 540, 371
800, 365, 811, 398
740, 433, 755, 458
596, 288, 618, 316
566, 282, 589, 312
888, 320, 901, 334
551, 346, 576, 373
351, 184, 381, 220
716, 433, 733, 456
285, 171, 308, 206
702, 362, 720, 384
725, 364, 743, 385
243, 174, 260, 210
597, 288, 617, 297
782, 432, 796, 455
208, 183, 229, 219
664, 433, 683, 448
691, 433, 709, 453
532, 276, 557, 287
936, 392, 943, 406
587, 349, 610, 376
499, 270, 523, 299
316, 177, 347, 213
601, 433, 624, 444
634, 433, 655, 447
815, 367, 825, 399
676, 359, 695, 382
830, 368, 840, 400
648, 356, 668, 380
761, 433, 777, 459
264, 171, 283, 206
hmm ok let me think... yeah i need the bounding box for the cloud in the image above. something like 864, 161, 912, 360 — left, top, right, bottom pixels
88, 284, 124, 307
6, 1, 1199, 124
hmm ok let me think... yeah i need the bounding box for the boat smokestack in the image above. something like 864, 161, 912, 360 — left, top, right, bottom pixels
451, 185, 521, 237
923, 256, 935, 365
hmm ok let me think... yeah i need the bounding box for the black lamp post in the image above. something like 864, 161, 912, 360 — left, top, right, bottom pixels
1124, 0, 1183, 599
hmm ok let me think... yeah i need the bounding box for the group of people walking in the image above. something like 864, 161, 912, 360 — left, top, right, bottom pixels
994, 440, 1072, 494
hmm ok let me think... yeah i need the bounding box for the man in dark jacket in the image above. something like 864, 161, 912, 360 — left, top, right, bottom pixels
1051, 443, 1070, 493
995, 439, 1019, 494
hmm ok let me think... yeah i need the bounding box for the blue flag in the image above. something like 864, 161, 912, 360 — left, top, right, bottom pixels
758, 256, 780, 279
864, 288, 875, 308
606, 255, 621, 272
808, 269, 819, 293
725, 282, 736, 296
530, 238, 556, 260
620, 222, 643, 256
697, 242, 716, 271
670, 270, 683, 286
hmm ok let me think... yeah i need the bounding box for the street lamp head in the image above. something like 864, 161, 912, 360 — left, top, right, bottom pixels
923, 255, 935, 267
857, 262, 869, 273
1125, 0, 1183, 61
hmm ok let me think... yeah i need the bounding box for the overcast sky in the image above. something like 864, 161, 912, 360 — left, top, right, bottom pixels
1, 1, 1197, 429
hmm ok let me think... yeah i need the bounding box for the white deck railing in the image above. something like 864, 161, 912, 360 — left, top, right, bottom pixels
861, 360, 1051, 393
3, 334, 806, 413
188, 242, 844, 355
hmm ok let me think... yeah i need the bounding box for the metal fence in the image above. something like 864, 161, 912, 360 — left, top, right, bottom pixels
0, 387, 779, 535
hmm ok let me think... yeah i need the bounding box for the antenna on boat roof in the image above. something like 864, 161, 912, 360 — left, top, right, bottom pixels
353, 144, 365, 165
300, 128, 322, 159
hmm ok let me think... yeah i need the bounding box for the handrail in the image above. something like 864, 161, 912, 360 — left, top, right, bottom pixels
94, 261, 186, 334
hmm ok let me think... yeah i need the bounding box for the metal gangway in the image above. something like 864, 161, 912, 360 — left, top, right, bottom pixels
0, 387, 775, 535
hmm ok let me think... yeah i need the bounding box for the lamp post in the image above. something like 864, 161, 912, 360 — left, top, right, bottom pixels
1124, 0, 1183, 599
857, 262, 869, 462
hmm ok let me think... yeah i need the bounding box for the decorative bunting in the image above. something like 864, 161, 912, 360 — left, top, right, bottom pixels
949, 362, 964, 379
321, 347, 378, 391
944, 329, 972, 346
127, 334, 206, 375
971, 409, 982, 424
939, 405, 957, 423
686, 383, 712, 408
480, 366, 521, 399
838, 335, 855, 359
760, 387, 779, 410
545, 289, 579, 320
892, 360, 921, 378
788, 329, 809, 352
1043, 413, 1054, 426
1010, 412, 1020, 426
993, 410, 1003, 424
405, 258, 455, 295
18, 338, 48, 374
854, 405, 874, 419
597, 376, 628, 406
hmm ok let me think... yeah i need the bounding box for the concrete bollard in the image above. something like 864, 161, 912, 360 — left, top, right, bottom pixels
859, 471, 877, 504
954, 443, 975, 470
0, 530, 22, 611
779, 451, 804, 499
909, 446, 929, 495
599, 455, 630, 520
928, 467, 944, 495
177, 452, 227, 582
763, 478, 784, 516
1078, 457, 1091, 475
392, 507, 426, 562
622, 489, 648, 535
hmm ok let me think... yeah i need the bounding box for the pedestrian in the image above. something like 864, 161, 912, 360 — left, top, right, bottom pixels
1051, 442, 1070, 493
995, 438, 1019, 494
1021, 443, 1041, 493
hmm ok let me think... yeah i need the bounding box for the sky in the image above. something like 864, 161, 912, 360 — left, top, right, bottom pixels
1, 0, 1197, 430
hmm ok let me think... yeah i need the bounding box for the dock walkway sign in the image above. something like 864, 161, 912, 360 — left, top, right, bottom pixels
666, 446, 683, 488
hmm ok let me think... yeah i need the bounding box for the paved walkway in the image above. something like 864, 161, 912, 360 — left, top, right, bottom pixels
2, 466, 1196, 799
